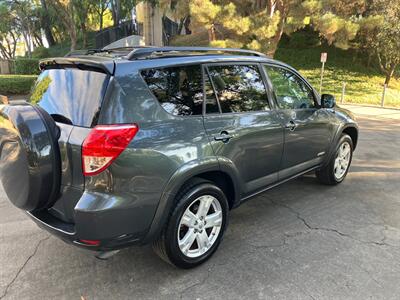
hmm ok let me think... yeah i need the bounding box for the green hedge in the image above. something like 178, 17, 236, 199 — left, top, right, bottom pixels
14, 58, 40, 75
0, 75, 37, 95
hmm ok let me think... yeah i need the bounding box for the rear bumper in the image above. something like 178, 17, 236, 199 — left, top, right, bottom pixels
27, 210, 143, 251
27, 190, 158, 251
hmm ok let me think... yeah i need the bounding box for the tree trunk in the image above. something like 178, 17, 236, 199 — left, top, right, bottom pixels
254, 0, 267, 10
40, 0, 56, 46
22, 31, 32, 58
10, 32, 17, 58
99, 12, 103, 30
49, 0, 78, 51
384, 63, 396, 86
69, 28, 77, 51
177, 17, 185, 35
266, 19, 284, 57
267, 0, 277, 17
111, 0, 121, 26
367, 52, 372, 68
81, 22, 87, 48
34, 33, 44, 47
208, 24, 217, 42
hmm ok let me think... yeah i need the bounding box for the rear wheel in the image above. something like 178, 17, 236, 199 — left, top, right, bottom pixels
153, 179, 228, 269
316, 134, 353, 185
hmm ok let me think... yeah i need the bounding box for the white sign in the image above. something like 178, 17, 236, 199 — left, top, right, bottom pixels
320, 52, 328, 63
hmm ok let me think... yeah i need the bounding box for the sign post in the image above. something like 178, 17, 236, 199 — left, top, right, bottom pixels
319, 52, 327, 94
381, 84, 387, 107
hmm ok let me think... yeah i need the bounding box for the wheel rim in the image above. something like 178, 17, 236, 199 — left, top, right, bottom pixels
334, 141, 351, 180
177, 195, 223, 258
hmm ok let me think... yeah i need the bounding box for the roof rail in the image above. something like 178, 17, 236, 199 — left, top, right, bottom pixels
64, 49, 109, 57
65, 47, 139, 57
126, 46, 267, 60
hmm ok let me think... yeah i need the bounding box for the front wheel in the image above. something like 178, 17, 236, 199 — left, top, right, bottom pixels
316, 134, 353, 185
153, 179, 228, 269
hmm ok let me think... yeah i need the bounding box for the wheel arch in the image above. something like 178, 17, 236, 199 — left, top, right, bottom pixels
323, 123, 358, 167
141, 157, 241, 244
342, 125, 358, 150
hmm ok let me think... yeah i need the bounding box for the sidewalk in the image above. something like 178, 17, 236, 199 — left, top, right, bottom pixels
341, 104, 400, 121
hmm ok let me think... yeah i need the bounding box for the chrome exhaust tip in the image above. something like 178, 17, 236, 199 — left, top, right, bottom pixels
95, 250, 120, 260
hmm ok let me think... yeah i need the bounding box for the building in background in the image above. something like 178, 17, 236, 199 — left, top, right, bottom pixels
96, 2, 182, 49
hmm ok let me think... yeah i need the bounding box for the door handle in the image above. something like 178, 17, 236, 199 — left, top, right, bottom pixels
214, 131, 232, 143
285, 120, 297, 131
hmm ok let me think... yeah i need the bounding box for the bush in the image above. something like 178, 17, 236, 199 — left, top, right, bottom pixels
14, 58, 40, 75
32, 46, 51, 59
0, 75, 38, 95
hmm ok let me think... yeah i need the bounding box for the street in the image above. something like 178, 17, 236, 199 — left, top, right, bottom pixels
1, 105, 400, 300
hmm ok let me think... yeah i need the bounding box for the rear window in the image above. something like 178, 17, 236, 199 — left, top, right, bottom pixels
30, 68, 109, 127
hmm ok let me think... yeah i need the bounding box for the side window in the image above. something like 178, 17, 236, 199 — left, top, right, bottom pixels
141, 65, 203, 116
207, 64, 270, 113
264, 66, 316, 109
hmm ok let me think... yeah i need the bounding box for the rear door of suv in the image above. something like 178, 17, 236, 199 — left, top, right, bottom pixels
202, 63, 284, 198
30, 67, 110, 221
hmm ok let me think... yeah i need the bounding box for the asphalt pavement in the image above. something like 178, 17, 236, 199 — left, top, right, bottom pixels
1, 104, 400, 300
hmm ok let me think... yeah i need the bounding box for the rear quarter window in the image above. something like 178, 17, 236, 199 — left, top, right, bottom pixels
31, 68, 109, 127
141, 65, 204, 116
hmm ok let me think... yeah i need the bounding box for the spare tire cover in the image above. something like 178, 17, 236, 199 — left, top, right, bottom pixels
0, 103, 61, 211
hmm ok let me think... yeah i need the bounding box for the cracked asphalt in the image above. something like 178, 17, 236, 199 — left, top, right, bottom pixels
1, 105, 400, 300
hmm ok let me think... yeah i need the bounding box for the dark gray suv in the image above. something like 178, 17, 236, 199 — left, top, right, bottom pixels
0, 47, 358, 268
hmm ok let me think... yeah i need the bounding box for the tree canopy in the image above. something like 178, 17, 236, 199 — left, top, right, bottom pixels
0, 0, 398, 84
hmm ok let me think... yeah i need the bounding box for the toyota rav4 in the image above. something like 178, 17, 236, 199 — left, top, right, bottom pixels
0, 46, 358, 268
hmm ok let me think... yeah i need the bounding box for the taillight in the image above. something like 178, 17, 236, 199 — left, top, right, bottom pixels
82, 124, 139, 176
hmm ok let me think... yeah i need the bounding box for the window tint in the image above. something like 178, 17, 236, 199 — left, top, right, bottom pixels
264, 66, 316, 109
32, 69, 109, 127
207, 64, 270, 113
141, 65, 203, 116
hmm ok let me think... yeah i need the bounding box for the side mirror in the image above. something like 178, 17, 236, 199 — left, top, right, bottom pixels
321, 94, 336, 109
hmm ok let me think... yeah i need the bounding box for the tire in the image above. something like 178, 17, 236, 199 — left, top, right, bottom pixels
316, 134, 353, 185
153, 178, 229, 269
0, 103, 61, 211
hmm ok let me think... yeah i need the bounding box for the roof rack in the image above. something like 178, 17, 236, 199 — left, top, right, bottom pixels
65, 47, 137, 57
126, 46, 267, 60
65, 49, 107, 57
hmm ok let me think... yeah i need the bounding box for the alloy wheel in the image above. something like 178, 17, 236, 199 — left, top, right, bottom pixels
177, 195, 223, 258
334, 141, 351, 180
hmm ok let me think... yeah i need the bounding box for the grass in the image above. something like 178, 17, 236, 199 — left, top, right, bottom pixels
171, 29, 400, 108
275, 47, 400, 108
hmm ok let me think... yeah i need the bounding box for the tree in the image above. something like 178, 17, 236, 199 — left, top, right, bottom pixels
373, 0, 399, 85
0, 3, 17, 59
47, 0, 78, 50
6, 0, 42, 57
39, 0, 56, 46
189, 0, 364, 57
92, 0, 111, 30
73, 0, 92, 48
357, 0, 400, 85
111, 0, 121, 26
110, 0, 136, 26
159, 0, 191, 34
